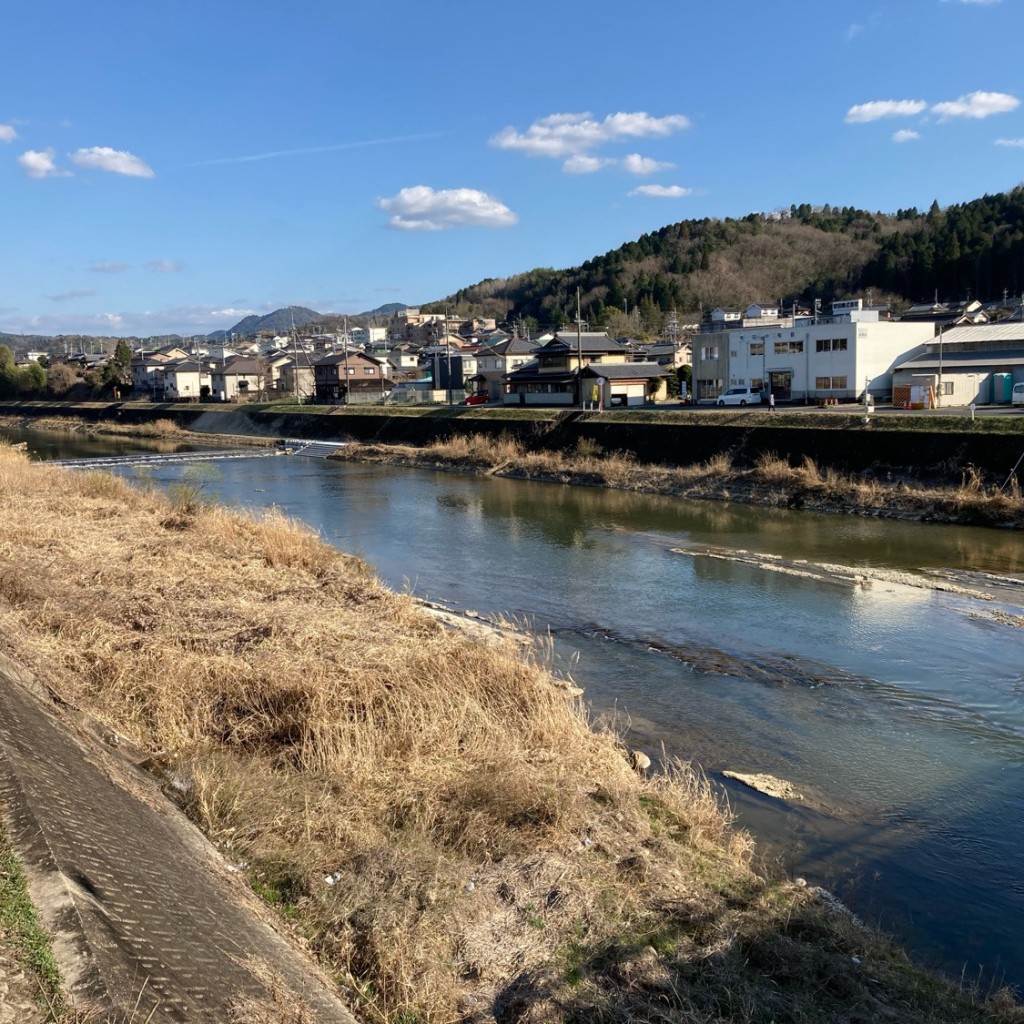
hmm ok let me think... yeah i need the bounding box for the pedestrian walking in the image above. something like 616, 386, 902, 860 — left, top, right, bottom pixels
768, 392, 775, 413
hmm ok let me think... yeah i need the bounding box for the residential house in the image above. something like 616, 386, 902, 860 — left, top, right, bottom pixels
275, 352, 317, 402
211, 355, 270, 402
131, 351, 175, 397
503, 332, 664, 406
156, 357, 211, 402
313, 350, 393, 404
467, 337, 539, 400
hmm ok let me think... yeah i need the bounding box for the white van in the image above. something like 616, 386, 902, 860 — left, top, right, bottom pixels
1013, 382, 1024, 406
715, 386, 762, 407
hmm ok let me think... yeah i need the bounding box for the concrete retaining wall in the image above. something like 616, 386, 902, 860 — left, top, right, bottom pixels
2, 402, 1022, 483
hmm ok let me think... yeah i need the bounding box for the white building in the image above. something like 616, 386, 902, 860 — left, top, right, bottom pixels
892, 323, 1024, 406
693, 299, 935, 403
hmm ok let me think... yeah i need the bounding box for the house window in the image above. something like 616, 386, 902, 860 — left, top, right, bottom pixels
347, 367, 355, 375
364, 367, 375, 374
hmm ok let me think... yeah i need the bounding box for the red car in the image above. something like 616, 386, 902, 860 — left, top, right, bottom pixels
462, 392, 490, 405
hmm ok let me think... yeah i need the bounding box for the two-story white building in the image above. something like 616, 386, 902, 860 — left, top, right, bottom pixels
693, 299, 935, 404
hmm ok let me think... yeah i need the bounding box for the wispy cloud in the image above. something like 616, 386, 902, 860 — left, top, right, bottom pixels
377, 186, 517, 231
893, 129, 921, 143
932, 90, 1019, 119
19, 148, 71, 178
190, 132, 446, 167
490, 112, 689, 170
0, 305, 259, 338
143, 260, 184, 273
845, 99, 928, 123
629, 184, 693, 198
48, 289, 97, 303
70, 146, 154, 177
0, 124, 16, 143
563, 154, 612, 174
996, 137, 1024, 147
622, 153, 675, 175
90, 262, 129, 273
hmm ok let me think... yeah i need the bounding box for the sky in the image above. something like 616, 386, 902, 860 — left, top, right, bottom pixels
2, 0, 1023, 338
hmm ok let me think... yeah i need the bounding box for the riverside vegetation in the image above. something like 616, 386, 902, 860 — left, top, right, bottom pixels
0, 442, 1022, 1023
333, 431, 1024, 530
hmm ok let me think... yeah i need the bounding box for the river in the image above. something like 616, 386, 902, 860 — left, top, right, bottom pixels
11, 427, 1024, 991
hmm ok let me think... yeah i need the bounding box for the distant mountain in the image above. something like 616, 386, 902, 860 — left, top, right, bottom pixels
209, 306, 322, 340
357, 302, 409, 318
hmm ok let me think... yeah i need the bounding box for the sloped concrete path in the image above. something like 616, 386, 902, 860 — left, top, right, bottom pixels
0, 658, 356, 1023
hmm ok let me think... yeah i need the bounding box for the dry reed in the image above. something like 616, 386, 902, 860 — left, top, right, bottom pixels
0, 442, 1017, 1024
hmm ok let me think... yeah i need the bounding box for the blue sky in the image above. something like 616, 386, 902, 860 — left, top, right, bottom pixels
2, 0, 1022, 337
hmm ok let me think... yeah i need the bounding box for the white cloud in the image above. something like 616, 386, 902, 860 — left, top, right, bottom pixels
490, 111, 689, 159
932, 90, 1019, 120
957, 0, 1001, 5
622, 153, 675, 176
69, 146, 155, 177
563, 154, 611, 174
0, 305, 259, 338
19, 148, 71, 178
143, 260, 184, 273
90, 262, 129, 273
0, 124, 16, 143
996, 137, 1024, 147
629, 184, 693, 198
893, 129, 921, 142
845, 99, 928, 123
377, 186, 517, 231
48, 289, 97, 303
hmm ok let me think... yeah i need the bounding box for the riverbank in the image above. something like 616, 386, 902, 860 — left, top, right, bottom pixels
5, 409, 1023, 529
1, 441, 1019, 1023
331, 434, 1024, 529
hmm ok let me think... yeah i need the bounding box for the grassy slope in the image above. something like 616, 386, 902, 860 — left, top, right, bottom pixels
0, 444, 1021, 1023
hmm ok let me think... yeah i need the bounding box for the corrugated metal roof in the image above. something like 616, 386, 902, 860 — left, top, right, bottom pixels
897, 348, 1024, 369
933, 324, 1024, 344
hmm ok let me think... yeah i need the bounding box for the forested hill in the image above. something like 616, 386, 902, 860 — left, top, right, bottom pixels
431, 187, 1024, 332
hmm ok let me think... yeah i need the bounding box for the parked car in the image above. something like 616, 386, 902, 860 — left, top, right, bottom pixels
716, 387, 762, 407
461, 392, 490, 406
1012, 382, 1024, 407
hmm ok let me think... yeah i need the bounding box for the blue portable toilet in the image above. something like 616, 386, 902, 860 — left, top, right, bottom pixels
993, 373, 1013, 403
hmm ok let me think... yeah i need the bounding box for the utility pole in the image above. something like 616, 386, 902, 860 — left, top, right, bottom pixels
445, 305, 453, 406
576, 288, 584, 409
343, 316, 350, 405
291, 312, 300, 403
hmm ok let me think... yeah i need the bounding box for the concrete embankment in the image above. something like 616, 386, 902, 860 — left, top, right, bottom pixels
3, 399, 1024, 481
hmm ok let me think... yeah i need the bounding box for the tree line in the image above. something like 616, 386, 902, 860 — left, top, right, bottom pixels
430, 187, 1024, 337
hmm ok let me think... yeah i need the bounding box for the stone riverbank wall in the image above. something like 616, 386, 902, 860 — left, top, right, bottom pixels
3, 401, 1023, 483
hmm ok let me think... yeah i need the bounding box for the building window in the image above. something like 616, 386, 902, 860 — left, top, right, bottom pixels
774, 341, 803, 354
815, 376, 848, 390
816, 338, 849, 353
750, 378, 763, 392
940, 381, 954, 395
696, 378, 722, 399
749, 342, 764, 355
700, 346, 719, 360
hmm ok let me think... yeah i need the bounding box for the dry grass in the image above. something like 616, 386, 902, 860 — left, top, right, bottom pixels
0, 442, 1019, 1024
341, 435, 1024, 528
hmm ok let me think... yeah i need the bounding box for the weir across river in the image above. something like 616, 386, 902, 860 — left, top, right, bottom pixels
50, 438, 348, 469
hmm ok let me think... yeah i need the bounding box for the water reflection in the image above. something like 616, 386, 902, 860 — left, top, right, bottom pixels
9, 428, 1024, 989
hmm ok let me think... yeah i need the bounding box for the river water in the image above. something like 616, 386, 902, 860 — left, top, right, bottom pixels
12, 428, 1024, 990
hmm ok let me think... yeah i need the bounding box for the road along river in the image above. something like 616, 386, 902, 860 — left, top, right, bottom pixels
14, 428, 1024, 992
